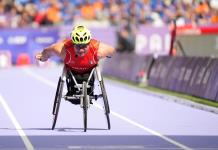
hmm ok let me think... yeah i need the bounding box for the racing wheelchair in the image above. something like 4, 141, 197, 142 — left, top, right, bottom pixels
52, 65, 110, 132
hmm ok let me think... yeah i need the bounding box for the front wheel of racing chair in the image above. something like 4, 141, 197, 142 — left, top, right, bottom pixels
82, 81, 88, 132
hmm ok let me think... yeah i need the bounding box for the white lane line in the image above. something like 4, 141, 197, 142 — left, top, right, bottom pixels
68, 146, 184, 150
22, 68, 192, 150
94, 104, 191, 150
0, 94, 34, 150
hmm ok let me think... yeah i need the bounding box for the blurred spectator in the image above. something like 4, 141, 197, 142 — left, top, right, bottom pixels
93, 0, 104, 20
210, 9, 218, 24
60, 1, 73, 25
80, 0, 96, 20
15, 0, 31, 5
34, 0, 49, 26
116, 16, 137, 53
127, 0, 141, 20
107, 0, 120, 25
0, 3, 7, 27
195, 0, 210, 25
0, 0, 218, 28
9, 5, 20, 28
18, 9, 32, 27
138, 0, 152, 24
45, 0, 62, 25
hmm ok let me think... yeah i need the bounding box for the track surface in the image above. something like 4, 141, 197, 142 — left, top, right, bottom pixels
0, 66, 218, 150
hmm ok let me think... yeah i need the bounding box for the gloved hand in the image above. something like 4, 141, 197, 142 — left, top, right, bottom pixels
35, 52, 49, 62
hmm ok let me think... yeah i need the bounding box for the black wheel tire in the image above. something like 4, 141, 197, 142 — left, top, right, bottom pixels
106, 112, 111, 130
52, 77, 61, 115
82, 81, 88, 132
52, 78, 64, 130
100, 79, 111, 129
100, 79, 110, 113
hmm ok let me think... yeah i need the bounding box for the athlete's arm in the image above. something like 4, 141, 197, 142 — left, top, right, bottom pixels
97, 42, 116, 59
35, 40, 66, 62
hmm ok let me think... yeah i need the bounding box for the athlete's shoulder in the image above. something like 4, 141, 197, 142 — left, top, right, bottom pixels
90, 39, 99, 43
63, 39, 73, 48
90, 39, 100, 49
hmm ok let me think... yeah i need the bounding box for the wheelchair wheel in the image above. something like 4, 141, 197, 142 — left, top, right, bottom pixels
52, 77, 61, 115
100, 79, 111, 130
52, 77, 64, 130
82, 81, 88, 132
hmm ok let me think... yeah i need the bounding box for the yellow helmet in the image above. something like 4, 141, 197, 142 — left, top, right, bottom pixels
70, 25, 91, 44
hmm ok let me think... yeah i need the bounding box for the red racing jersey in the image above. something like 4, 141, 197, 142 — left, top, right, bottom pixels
64, 39, 100, 74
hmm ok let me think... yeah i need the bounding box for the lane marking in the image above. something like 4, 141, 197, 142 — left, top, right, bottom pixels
22, 68, 192, 150
68, 146, 184, 150
0, 94, 34, 150
94, 104, 191, 150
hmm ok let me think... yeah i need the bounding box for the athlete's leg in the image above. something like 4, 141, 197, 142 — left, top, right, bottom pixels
66, 70, 77, 96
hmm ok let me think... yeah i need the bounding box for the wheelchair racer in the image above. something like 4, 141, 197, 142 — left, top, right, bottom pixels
35, 25, 115, 104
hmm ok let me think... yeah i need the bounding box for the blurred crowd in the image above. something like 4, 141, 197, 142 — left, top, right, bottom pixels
0, 0, 218, 28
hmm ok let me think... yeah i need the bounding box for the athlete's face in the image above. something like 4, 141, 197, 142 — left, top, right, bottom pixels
74, 44, 88, 56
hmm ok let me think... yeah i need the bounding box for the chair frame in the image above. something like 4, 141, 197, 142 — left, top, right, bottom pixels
52, 65, 111, 132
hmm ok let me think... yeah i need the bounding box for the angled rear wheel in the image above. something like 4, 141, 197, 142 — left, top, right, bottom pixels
100, 79, 111, 130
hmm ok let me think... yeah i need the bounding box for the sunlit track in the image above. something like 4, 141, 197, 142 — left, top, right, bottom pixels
22, 67, 192, 150
0, 94, 34, 150
0, 66, 218, 150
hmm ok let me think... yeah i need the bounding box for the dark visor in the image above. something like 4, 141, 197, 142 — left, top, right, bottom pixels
75, 44, 88, 49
